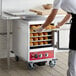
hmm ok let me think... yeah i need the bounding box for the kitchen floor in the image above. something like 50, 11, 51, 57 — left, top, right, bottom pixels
0, 52, 68, 76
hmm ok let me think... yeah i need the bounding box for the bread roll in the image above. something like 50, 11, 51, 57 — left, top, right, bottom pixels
38, 33, 43, 36
30, 33, 33, 37
44, 37, 48, 40
43, 32, 48, 35
45, 25, 56, 30
48, 26, 52, 29
44, 41, 48, 44
30, 29, 34, 32
30, 38, 33, 41
45, 24, 56, 30
43, 4, 52, 9
37, 25, 41, 28
33, 38, 38, 41
33, 33, 38, 36
39, 42, 43, 45
50, 25, 56, 29
38, 37, 43, 40
45, 26, 50, 30
30, 42, 33, 46
33, 42, 38, 45
31, 25, 37, 30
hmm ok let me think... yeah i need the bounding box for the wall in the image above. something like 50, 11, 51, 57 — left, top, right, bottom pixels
0, 0, 54, 58
2, 0, 54, 11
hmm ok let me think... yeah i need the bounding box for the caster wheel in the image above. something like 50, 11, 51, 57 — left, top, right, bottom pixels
15, 56, 19, 62
28, 63, 36, 70
10, 51, 14, 53
49, 60, 56, 68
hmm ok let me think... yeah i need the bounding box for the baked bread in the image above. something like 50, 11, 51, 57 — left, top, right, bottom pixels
33, 33, 38, 36
33, 38, 38, 41
43, 32, 48, 35
38, 37, 43, 40
37, 25, 41, 28
44, 41, 48, 44
39, 42, 43, 45
30, 42, 33, 46
30, 38, 33, 41
33, 42, 38, 45
45, 26, 50, 30
31, 25, 37, 30
30, 33, 33, 37
30, 29, 34, 32
44, 37, 48, 40
38, 33, 43, 36
45, 25, 56, 30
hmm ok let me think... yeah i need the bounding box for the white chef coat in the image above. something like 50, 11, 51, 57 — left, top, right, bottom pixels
53, 0, 76, 14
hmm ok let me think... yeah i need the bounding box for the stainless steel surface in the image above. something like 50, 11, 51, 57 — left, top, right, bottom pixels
4, 10, 47, 21
22, 15, 47, 20
4, 10, 37, 16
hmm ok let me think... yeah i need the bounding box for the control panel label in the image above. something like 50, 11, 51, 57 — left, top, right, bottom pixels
30, 50, 54, 61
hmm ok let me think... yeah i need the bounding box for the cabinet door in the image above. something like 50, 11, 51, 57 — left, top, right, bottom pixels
58, 24, 70, 50
58, 30, 70, 50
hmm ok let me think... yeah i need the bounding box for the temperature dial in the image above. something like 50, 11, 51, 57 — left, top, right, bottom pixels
39, 54, 42, 58
34, 54, 38, 58
45, 53, 48, 57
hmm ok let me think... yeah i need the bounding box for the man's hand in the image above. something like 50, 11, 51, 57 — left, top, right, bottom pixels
56, 23, 61, 28
35, 26, 44, 32
56, 13, 71, 28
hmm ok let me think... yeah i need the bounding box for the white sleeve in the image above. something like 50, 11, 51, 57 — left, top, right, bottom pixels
53, 0, 62, 9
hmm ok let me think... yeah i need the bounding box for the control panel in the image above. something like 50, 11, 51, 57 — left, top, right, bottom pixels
30, 50, 54, 61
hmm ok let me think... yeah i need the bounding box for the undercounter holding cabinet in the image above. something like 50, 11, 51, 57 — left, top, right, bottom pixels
12, 19, 57, 69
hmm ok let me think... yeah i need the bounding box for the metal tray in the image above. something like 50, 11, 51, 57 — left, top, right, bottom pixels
30, 44, 52, 47
30, 39, 52, 42
30, 35, 52, 38
30, 29, 59, 33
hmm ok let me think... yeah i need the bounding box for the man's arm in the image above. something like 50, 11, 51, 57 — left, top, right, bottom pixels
42, 9, 58, 29
56, 13, 71, 28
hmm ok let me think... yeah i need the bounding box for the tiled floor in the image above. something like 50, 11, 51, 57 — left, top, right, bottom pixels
0, 52, 69, 76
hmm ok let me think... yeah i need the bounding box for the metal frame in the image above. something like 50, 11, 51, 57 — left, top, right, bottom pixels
57, 23, 71, 50
57, 30, 69, 50
7, 19, 11, 69
0, 0, 11, 69
0, 0, 10, 69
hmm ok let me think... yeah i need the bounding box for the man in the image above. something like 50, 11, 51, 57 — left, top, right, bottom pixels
36, 0, 76, 76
